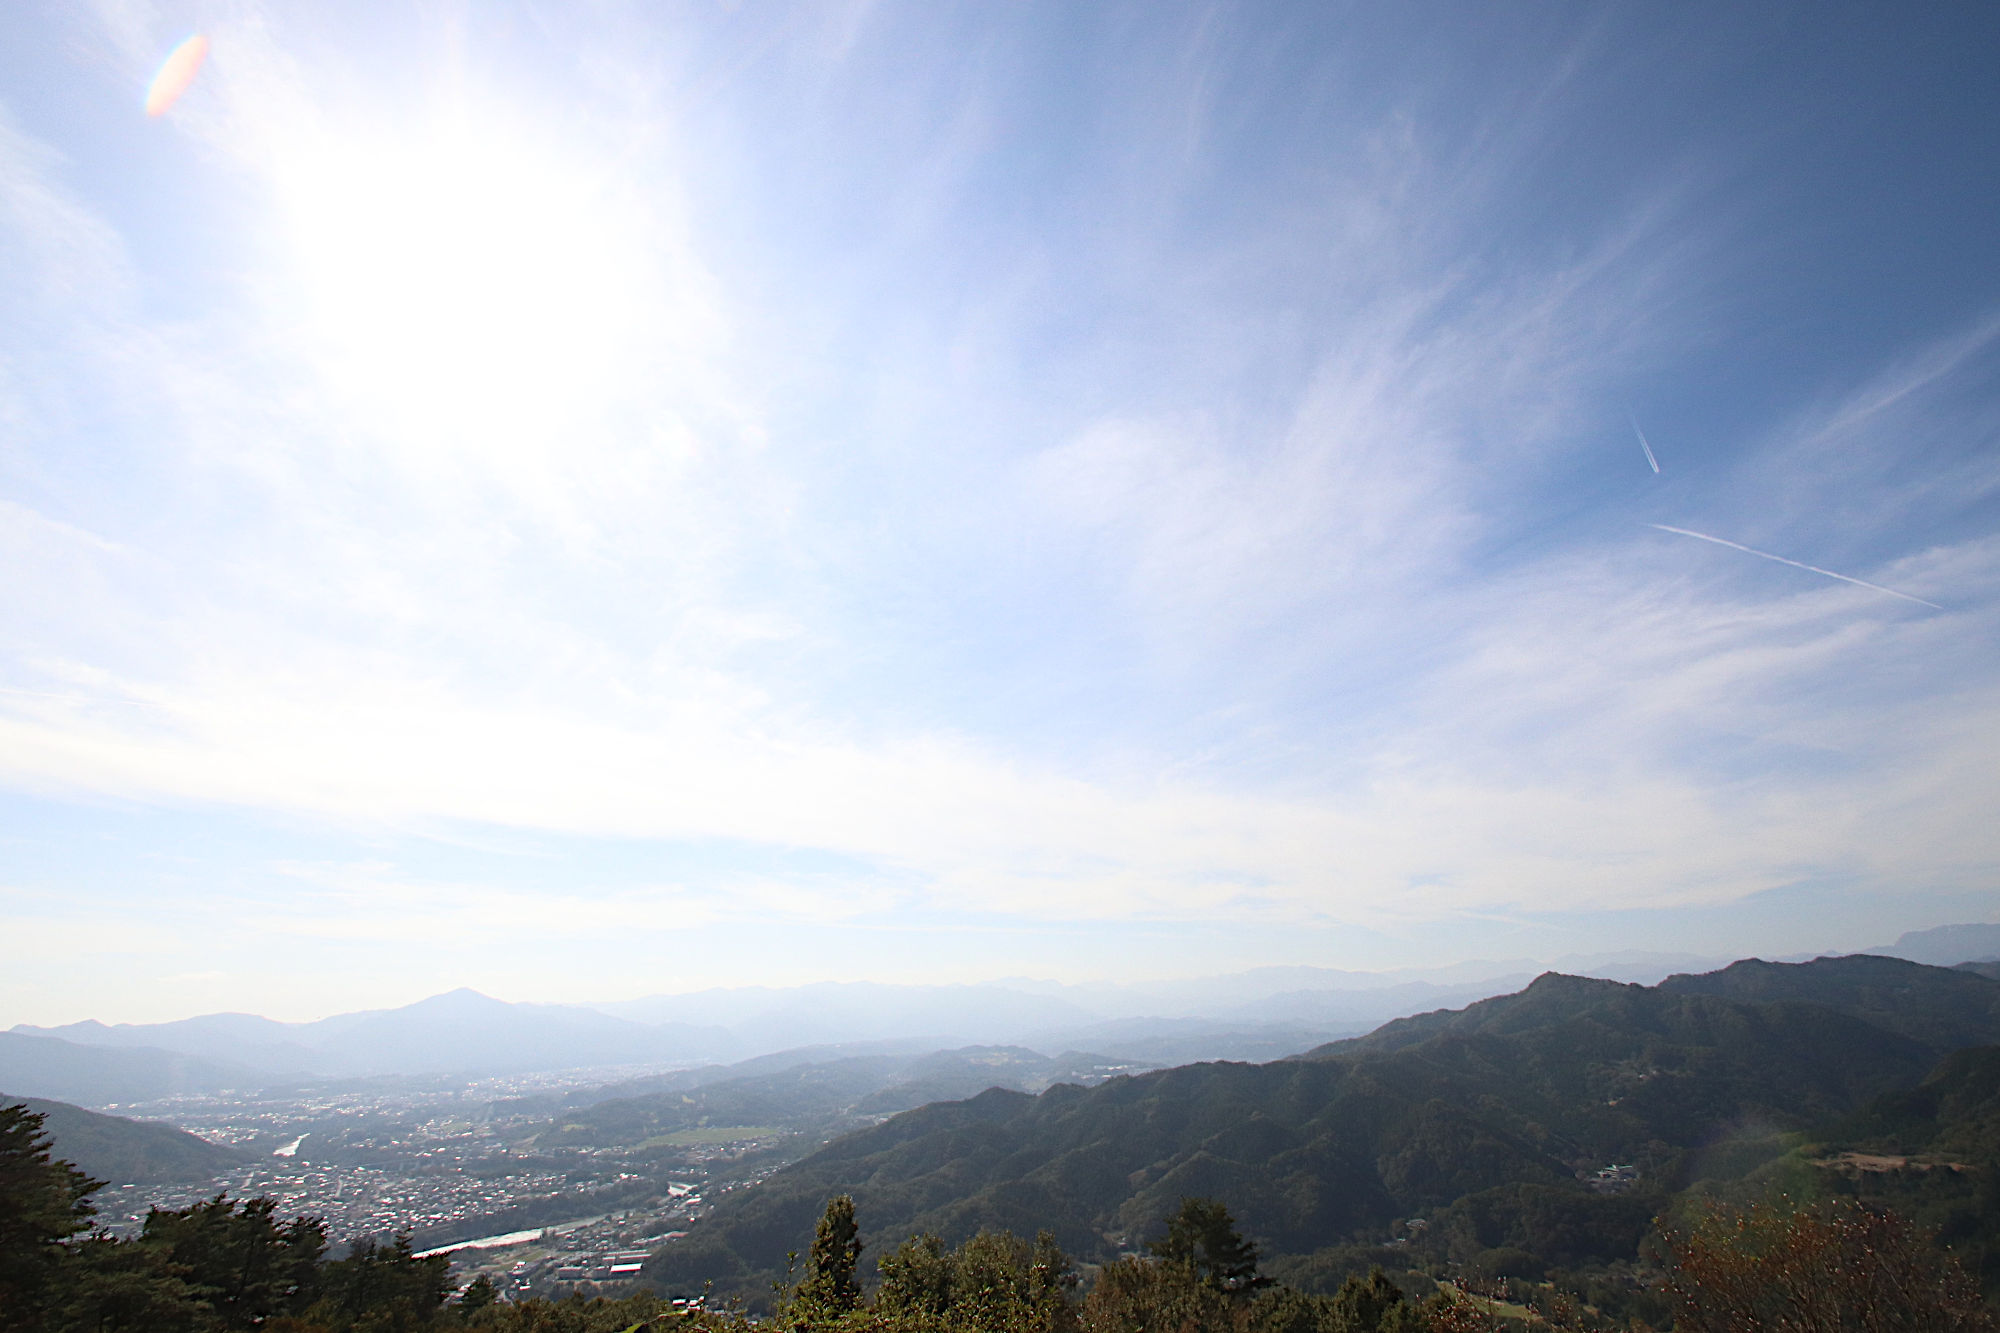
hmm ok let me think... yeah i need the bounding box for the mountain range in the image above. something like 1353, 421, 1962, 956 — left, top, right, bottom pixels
638, 952, 2000, 1300
6, 924, 1996, 1103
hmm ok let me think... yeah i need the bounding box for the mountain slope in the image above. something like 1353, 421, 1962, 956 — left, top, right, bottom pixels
5, 1094, 247, 1183
645, 958, 1996, 1295
1837, 1044, 2000, 1162
1656, 954, 2000, 1051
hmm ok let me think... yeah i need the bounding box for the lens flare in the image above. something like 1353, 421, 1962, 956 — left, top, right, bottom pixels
145, 34, 209, 117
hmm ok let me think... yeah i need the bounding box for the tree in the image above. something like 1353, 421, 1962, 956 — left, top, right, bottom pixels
793, 1195, 863, 1319
875, 1227, 1082, 1333
1246, 1272, 1427, 1333
307, 1234, 452, 1332
1081, 1255, 1237, 1333
877, 1233, 953, 1320
50, 1232, 202, 1333
457, 1273, 500, 1316
1327, 1269, 1408, 1333
1150, 1199, 1268, 1295
1664, 1196, 1994, 1333
140, 1193, 328, 1329
0, 1103, 106, 1325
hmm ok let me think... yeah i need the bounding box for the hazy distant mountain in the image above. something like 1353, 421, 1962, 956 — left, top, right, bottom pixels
17, 1012, 329, 1075
1011, 1017, 1368, 1067
1211, 976, 1539, 1028
594, 981, 1101, 1048
9, 930, 1988, 1095
588, 957, 1714, 1058
1547, 950, 1727, 984
291, 988, 736, 1077
11, 989, 739, 1087
522, 1043, 1150, 1151
1864, 922, 2000, 967
5, 1093, 246, 1183
0, 1031, 261, 1105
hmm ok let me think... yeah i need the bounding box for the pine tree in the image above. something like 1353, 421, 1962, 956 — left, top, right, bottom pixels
0, 1103, 105, 1325
794, 1194, 863, 1317
1149, 1198, 1268, 1295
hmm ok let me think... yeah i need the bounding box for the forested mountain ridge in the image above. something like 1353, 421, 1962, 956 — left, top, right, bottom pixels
0, 1093, 246, 1184
644, 957, 2000, 1298
1301, 954, 2000, 1060
1656, 954, 2000, 1049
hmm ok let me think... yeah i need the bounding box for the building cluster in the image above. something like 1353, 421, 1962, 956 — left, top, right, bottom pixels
92, 1081, 723, 1261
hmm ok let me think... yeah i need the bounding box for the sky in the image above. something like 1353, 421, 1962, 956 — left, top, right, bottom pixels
2, 1, 1999, 1026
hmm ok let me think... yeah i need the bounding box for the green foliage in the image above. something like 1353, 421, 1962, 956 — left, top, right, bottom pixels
792, 1195, 864, 1319
1246, 1285, 1336, 1333
1327, 1269, 1406, 1332
140, 1194, 328, 1329
1419, 1184, 1657, 1271
457, 1289, 688, 1332
1246, 1269, 1416, 1333
52, 1231, 203, 1333
876, 1233, 954, 1320
1080, 1255, 1238, 1333
458, 1275, 499, 1315
1, 1101, 105, 1326
1149, 1198, 1267, 1294
877, 1229, 1076, 1333
304, 1235, 453, 1332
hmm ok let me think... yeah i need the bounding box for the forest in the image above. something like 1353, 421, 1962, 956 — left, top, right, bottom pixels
3, 1109, 1990, 1333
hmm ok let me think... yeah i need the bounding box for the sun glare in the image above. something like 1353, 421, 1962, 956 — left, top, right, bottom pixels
270, 110, 658, 456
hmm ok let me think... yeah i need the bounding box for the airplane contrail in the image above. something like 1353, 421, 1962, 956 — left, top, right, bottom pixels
1647, 524, 1943, 610
1631, 418, 1660, 474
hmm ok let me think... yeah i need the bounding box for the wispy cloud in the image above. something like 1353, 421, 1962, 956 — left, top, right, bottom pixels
3, 2, 1998, 1019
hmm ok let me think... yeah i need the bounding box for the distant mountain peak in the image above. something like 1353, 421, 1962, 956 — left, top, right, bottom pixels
1520, 971, 1633, 996
1876, 922, 2000, 967
406, 987, 506, 1010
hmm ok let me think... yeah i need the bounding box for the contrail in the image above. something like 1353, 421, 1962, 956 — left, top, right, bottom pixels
1631, 418, 1660, 474
1647, 524, 1944, 610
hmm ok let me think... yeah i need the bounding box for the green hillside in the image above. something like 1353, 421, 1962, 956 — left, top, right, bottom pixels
1656, 954, 2000, 1050
1837, 1044, 2000, 1160
4, 1094, 246, 1184
645, 958, 2000, 1299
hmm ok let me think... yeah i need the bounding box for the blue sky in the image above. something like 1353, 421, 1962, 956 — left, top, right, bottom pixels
3, 1, 1998, 1024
